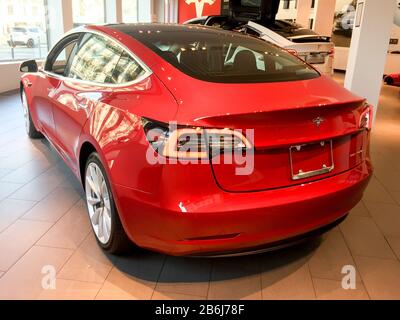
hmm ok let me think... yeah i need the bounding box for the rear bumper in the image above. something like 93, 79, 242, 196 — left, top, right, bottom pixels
190, 214, 348, 257
113, 160, 372, 256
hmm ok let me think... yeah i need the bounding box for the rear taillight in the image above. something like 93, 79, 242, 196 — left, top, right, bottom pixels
329, 48, 335, 57
360, 104, 373, 130
143, 119, 252, 160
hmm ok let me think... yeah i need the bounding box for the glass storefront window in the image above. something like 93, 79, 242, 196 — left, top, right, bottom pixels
0, 0, 49, 62
72, 0, 105, 26
122, 0, 139, 23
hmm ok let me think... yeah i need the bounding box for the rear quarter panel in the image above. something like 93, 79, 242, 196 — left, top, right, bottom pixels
79, 75, 179, 194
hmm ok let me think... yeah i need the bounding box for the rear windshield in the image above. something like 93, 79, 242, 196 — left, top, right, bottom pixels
125, 27, 320, 84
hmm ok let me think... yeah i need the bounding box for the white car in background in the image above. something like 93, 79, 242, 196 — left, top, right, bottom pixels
8, 27, 46, 48
244, 20, 335, 76
185, 16, 335, 76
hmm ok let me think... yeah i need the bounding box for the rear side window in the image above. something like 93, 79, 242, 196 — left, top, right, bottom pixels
128, 28, 319, 84
111, 51, 146, 84
68, 34, 122, 84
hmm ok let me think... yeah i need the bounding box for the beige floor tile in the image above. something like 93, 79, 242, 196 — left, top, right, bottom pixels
355, 256, 400, 300
37, 203, 91, 249
209, 256, 262, 300
152, 291, 205, 300
0, 74, 400, 300
349, 201, 370, 217
340, 215, 396, 260
363, 177, 396, 204
390, 191, 400, 206
373, 165, 400, 192
97, 270, 155, 300
59, 175, 85, 195
9, 167, 66, 202
1, 159, 53, 184
313, 278, 370, 300
365, 202, 400, 237
156, 257, 211, 298
0, 246, 73, 299
386, 236, 400, 260
0, 152, 34, 171
22, 187, 81, 222
0, 182, 23, 201
57, 234, 115, 284
0, 198, 36, 233
309, 228, 360, 282
0, 168, 10, 179
97, 253, 165, 300
208, 274, 261, 300
37, 279, 101, 300
0, 219, 53, 271
261, 256, 315, 300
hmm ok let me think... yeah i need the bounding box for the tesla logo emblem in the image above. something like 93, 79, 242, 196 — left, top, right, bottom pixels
312, 117, 325, 128
185, 0, 216, 18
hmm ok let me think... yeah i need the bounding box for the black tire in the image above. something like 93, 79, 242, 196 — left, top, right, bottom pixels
85, 153, 132, 254
26, 39, 34, 48
21, 90, 43, 139
385, 77, 394, 85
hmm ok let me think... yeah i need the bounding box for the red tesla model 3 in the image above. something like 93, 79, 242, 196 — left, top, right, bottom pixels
19, 24, 373, 256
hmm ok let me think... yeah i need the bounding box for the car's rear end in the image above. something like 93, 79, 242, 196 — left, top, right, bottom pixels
249, 20, 335, 76
103, 25, 373, 256
285, 38, 334, 76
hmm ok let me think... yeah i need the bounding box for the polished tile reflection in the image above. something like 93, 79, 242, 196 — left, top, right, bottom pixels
0, 73, 399, 299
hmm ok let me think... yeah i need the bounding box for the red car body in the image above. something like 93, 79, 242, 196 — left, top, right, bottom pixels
21, 24, 373, 256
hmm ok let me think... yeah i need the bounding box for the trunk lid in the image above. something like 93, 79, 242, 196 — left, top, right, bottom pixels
152, 63, 368, 192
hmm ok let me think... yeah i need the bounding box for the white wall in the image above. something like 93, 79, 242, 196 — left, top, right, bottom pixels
344, 0, 396, 114
276, 0, 298, 21
105, 0, 118, 23
314, 0, 336, 36
296, 0, 313, 27
0, 62, 22, 93
335, 22, 400, 72
139, 0, 152, 22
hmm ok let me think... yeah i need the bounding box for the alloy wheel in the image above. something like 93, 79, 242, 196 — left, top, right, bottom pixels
85, 162, 112, 245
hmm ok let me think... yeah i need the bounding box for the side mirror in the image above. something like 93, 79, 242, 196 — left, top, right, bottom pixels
20, 60, 38, 73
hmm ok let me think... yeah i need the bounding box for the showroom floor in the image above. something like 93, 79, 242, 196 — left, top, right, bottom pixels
0, 73, 399, 300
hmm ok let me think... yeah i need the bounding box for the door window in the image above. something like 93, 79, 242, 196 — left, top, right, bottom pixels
68, 34, 122, 84
45, 36, 81, 76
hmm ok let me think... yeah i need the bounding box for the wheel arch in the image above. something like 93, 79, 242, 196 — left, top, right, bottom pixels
79, 141, 98, 188
19, 81, 26, 101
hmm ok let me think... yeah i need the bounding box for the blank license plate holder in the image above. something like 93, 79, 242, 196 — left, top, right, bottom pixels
289, 140, 334, 181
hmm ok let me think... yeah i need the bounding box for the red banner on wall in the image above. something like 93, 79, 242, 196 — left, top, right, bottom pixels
178, 0, 222, 24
